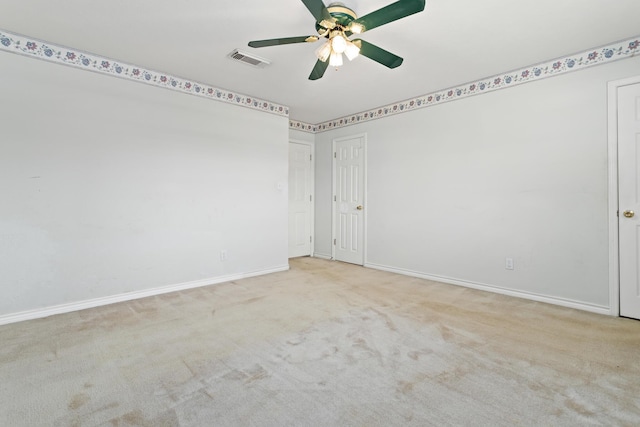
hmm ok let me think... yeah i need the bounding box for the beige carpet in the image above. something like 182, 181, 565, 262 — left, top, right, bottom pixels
1, 257, 639, 426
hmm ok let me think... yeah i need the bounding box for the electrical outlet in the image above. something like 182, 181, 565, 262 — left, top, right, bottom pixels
220, 250, 228, 262
505, 257, 514, 270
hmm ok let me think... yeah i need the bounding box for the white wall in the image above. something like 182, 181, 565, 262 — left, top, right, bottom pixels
289, 129, 315, 143
0, 52, 289, 318
314, 56, 640, 310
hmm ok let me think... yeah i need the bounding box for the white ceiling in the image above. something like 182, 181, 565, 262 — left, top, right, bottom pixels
1, 0, 639, 124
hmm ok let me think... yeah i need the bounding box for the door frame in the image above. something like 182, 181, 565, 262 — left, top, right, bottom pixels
607, 75, 640, 317
331, 133, 368, 264
289, 138, 315, 257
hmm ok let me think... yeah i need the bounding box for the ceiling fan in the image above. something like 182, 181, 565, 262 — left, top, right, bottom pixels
248, 0, 426, 80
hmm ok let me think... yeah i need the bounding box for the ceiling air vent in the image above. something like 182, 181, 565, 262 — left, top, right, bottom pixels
228, 49, 271, 68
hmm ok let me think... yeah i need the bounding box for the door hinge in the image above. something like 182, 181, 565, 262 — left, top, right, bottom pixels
333, 238, 336, 245
310, 236, 312, 243
310, 154, 312, 162
617, 210, 619, 217
310, 195, 312, 202
334, 195, 336, 202
334, 152, 337, 158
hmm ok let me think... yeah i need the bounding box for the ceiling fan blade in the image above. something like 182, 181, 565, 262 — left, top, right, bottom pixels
300, 0, 335, 27
353, 39, 403, 69
248, 36, 318, 48
309, 59, 330, 80
349, 0, 425, 33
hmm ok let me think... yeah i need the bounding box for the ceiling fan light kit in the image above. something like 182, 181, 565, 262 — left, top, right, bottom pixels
248, 0, 426, 80
315, 29, 360, 67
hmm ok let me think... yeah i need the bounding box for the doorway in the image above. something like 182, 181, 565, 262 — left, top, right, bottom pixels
332, 134, 366, 265
609, 77, 640, 320
288, 140, 314, 258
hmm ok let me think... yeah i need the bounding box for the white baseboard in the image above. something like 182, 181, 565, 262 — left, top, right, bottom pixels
0, 264, 290, 326
313, 253, 332, 260
365, 262, 611, 316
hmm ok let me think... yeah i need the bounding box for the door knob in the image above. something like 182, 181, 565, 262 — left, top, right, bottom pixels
624, 210, 635, 218
356, 205, 363, 210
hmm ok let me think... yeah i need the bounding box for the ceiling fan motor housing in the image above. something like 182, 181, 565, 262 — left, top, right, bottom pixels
316, 2, 357, 33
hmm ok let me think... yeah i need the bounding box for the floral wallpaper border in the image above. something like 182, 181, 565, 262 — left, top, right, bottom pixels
290, 35, 640, 133
0, 29, 289, 118
2, 29, 637, 130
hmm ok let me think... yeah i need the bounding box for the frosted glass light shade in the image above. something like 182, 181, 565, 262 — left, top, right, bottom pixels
315, 41, 332, 62
329, 52, 343, 67
331, 35, 347, 54
349, 23, 364, 34
344, 42, 360, 61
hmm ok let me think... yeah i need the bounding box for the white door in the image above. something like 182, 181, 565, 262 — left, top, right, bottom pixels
333, 135, 365, 265
619, 82, 640, 319
288, 142, 313, 258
